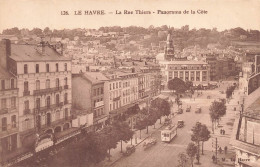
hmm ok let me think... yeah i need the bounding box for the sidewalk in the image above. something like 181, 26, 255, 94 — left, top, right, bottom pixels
96, 116, 167, 167
202, 89, 239, 167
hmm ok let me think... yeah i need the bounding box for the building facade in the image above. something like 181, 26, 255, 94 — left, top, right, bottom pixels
0, 39, 73, 155
72, 73, 107, 129
0, 67, 19, 161
160, 61, 210, 86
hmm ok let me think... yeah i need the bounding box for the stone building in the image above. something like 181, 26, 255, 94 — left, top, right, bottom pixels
0, 39, 75, 160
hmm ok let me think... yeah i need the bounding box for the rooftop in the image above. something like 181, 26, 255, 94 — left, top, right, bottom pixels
160, 60, 208, 65
83, 72, 108, 84
9, 44, 71, 62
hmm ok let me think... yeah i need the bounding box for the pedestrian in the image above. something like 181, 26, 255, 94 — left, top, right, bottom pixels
219, 147, 222, 154
224, 146, 227, 154
212, 155, 216, 163
223, 130, 226, 135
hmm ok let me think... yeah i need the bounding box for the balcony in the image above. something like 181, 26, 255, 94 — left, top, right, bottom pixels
33, 86, 62, 96
64, 85, 69, 89
0, 108, 8, 115
24, 109, 31, 115
23, 91, 30, 96
34, 103, 64, 114
113, 96, 121, 101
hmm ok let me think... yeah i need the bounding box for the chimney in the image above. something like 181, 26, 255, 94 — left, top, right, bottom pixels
0, 39, 11, 69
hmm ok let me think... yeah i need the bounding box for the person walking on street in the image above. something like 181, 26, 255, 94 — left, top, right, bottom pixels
219, 147, 222, 154
212, 155, 216, 163
224, 146, 228, 154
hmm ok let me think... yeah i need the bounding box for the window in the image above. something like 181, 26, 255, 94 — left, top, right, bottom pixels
36, 80, 40, 90
1, 98, 6, 109
24, 81, 29, 92
56, 94, 60, 106
11, 115, 16, 128
46, 79, 50, 89
119, 82, 121, 88
2, 117, 7, 131
24, 64, 28, 74
113, 83, 115, 89
64, 77, 68, 86
94, 100, 96, 107
55, 110, 60, 120
36, 98, 40, 109
24, 100, 29, 110
65, 108, 69, 120
64, 63, 67, 71
11, 79, 14, 89
101, 87, 104, 94
46, 96, 51, 108
56, 63, 59, 72
11, 97, 16, 109
36, 64, 39, 73
1, 80, 5, 90
110, 84, 111, 90
116, 82, 118, 88
56, 78, 59, 87
46, 64, 49, 72
64, 93, 68, 104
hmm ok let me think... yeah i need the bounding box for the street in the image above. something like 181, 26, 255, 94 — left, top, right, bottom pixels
111, 82, 237, 167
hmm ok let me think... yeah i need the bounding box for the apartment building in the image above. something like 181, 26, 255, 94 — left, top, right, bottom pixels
72, 72, 107, 129
0, 39, 73, 151
0, 66, 19, 161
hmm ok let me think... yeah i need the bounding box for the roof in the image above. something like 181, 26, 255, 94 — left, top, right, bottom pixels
83, 72, 108, 84
244, 95, 260, 119
0, 66, 14, 78
9, 44, 71, 62
160, 60, 208, 65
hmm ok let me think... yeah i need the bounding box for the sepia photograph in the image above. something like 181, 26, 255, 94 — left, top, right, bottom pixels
0, 0, 260, 167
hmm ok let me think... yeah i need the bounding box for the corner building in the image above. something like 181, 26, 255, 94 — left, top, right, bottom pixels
1, 40, 72, 150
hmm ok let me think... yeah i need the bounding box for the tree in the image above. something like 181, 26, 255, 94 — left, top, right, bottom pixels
126, 104, 140, 129
43, 27, 52, 35
191, 122, 202, 164
151, 98, 171, 117
30, 28, 43, 36
101, 125, 119, 160
186, 142, 197, 167
200, 124, 211, 155
112, 121, 134, 152
135, 118, 146, 139
168, 78, 188, 96
209, 100, 227, 132
177, 152, 189, 167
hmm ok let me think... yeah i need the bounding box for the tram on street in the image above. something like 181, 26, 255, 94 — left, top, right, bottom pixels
161, 124, 177, 142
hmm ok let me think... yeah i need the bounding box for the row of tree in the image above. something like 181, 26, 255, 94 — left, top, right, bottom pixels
177, 122, 211, 167
168, 78, 194, 96
45, 121, 134, 167
209, 99, 227, 133
135, 98, 171, 138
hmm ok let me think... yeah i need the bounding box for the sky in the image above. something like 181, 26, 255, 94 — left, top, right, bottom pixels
0, 0, 260, 32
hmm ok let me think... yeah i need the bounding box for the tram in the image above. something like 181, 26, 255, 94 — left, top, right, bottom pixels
161, 124, 177, 142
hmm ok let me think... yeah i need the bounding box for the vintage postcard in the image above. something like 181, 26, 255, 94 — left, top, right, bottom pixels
0, 0, 260, 167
